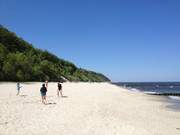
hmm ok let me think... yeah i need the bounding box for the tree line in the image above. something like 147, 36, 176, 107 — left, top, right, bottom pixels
0, 25, 110, 82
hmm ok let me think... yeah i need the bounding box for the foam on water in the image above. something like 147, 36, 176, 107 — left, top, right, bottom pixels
128, 88, 140, 92
168, 96, 180, 101
143, 91, 157, 94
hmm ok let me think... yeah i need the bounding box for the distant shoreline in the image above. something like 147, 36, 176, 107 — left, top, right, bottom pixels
112, 82, 180, 111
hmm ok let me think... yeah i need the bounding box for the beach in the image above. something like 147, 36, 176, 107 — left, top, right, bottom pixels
0, 82, 180, 135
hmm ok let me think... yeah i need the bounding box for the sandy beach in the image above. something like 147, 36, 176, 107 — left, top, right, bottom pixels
0, 82, 180, 135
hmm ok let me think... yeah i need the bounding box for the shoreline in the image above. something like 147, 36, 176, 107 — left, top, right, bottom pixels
112, 83, 180, 111
0, 82, 180, 135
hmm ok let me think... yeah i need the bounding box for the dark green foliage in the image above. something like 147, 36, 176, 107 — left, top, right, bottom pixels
2, 53, 32, 81
0, 25, 110, 82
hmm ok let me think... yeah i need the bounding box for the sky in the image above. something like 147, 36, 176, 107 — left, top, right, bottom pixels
0, 0, 180, 82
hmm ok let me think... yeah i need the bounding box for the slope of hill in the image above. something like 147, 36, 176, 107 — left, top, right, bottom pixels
0, 25, 110, 82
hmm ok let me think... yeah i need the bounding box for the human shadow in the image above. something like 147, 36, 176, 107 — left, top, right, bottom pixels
20, 95, 28, 97
46, 102, 57, 105
62, 96, 68, 98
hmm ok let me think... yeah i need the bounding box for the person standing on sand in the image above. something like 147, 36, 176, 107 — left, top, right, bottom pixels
57, 82, 63, 97
16, 82, 22, 95
40, 84, 47, 104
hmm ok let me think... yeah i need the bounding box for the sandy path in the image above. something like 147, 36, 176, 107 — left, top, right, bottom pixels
0, 82, 180, 135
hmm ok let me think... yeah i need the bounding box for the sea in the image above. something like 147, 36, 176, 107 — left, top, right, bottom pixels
113, 82, 180, 111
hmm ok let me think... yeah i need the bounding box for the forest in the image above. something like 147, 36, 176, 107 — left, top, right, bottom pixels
0, 25, 110, 82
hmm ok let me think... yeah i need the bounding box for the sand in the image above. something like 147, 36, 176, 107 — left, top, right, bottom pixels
0, 82, 180, 135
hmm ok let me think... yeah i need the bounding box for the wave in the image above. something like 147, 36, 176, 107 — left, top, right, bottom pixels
143, 91, 158, 95
128, 88, 140, 92
168, 96, 180, 101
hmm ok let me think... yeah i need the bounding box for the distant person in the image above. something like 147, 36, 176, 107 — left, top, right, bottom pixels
16, 82, 22, 95
45, 80, 48, 88
57, 82, 63, 97
40, 84, 47, 104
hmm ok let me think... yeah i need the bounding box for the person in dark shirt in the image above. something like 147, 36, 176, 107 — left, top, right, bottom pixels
40, 84, 47, 104
57, 82, 63, 97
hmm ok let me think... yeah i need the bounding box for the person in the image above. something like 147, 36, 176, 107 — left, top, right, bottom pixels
57, 81, 63, 97
40, 84, 47, 104
45, 80, 48, 88
16, 82, 22, 95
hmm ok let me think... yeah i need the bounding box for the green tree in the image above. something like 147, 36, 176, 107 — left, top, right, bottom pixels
0, 43, 8, 80
0, 26, 110, 82
3, 53, 32, 81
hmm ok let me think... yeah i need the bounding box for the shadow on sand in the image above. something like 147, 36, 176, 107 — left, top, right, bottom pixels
20, 95, 28, 97
61, 96, 68, 98
46, 102, 57, 105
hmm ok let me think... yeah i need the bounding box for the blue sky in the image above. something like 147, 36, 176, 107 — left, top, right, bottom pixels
0, 0, 180, 82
